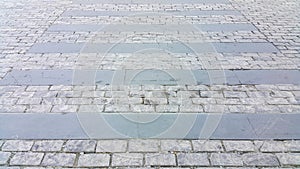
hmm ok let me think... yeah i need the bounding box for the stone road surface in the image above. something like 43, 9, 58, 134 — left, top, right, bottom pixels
0, 0, 300, 168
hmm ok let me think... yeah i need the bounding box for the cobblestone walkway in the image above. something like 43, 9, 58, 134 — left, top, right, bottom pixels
0, 0, 299, 168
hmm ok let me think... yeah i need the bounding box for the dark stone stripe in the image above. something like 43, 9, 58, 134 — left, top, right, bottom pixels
0, 113, 299, 139
62, 10, 241, 17
0, 69, 299, 85
28, 42, 279, 53
47, 24, 256, 32
72, 0, 230, 4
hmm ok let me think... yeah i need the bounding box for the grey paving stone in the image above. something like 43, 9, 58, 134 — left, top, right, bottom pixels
77, 153, 110, 167
177, 153, 209, 166
2, 140, 33, 151
112, 153, 143, 166
276, 153, 300, 165
42, 153, 76, 167
128, 140, 159, 152
161, 140, 192, 152
145, 153, 176, 166
51, 105, 78, 113
96, 140, 127, 152
243, 153, 280, 166
192, 140, 223, 152
78, 105, 104, 113
284, 140, 300, 151
223, 91, 248, 98
64, 140, 96, 152
223, 141, 255, 152
32, 140, 64, 152
260, 141, 287, 152
10, 152, 44, 166
0, 152, 10, 164
210, 153, 243, 166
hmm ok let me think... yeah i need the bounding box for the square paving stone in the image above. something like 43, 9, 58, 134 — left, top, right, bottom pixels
2, 140, 34, 151
78, 153, 110, 167
0, 152, 10, 165
145, 153, 176, 166
112, 153, 143, 166
284, 140, 300, 151
177, 153, 209, 166
161, 140, 192, 152
210, 153, 243, 166
260, 141, 287, 152
242, 153, 280, 166
96, 140, 127, 152
192, 140, 223, 152
276, 153, 300, 165
128, 140, 159, 152
223, 141, 255, 152
64, 140, 96, 152
32, 140, 64, 152
42, 153, 76, 167
10, 152, 43, 166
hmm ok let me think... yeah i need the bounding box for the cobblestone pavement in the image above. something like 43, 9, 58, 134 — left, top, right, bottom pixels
0, 139, 300, 168
0, 0, 300, 167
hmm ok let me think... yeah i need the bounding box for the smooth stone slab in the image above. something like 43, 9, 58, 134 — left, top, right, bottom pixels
0, 113, 87, 139
214, 42, 279, 53
127, 69, 177, 85
234, 70, 300, 84
28, 42, 278, 53
0, 69, 73, 85
198, 23, 257, 32
47, 24, 256, 32
212, 114, 300, 139
1, 113, 300, 139
72, 0, 230, 4
0, 69, 114, 86
1, 69, 299, 85
82, 43, 215, 53
48, 24, 105, 32
62, 10, 241, 17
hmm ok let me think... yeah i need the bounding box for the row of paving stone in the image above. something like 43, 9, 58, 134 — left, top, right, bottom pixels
0, 140, 300, 167
0, 84, 299, 113
54, 16, 249, 25
0, 53, 298, 74
36, 31, 267, 43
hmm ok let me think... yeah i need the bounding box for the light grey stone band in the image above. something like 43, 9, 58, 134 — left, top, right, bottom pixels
0, 113, 299, 139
